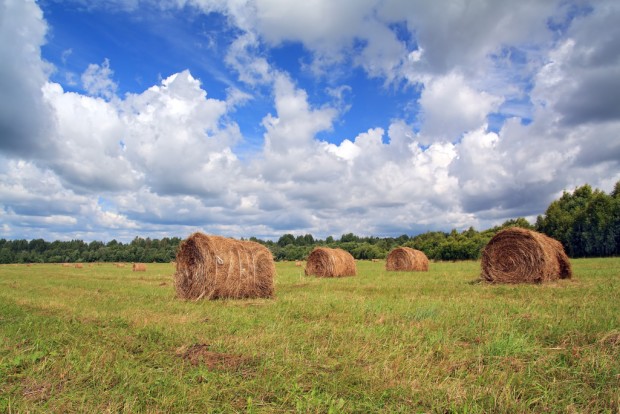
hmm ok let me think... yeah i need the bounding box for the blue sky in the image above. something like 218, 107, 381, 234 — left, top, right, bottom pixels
1, 0, 619, 242
40, 2, 420, 147
42, 4, 235, 96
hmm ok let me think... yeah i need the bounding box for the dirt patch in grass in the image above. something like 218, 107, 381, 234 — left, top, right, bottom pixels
22, 379, 54, 402
176, 343, 254, 371
599, 331, 620, 347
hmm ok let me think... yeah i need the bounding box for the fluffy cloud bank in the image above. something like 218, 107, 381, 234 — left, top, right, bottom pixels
1, 0, 619, 242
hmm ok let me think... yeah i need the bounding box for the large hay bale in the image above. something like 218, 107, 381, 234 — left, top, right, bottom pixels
481, 227, 572, 283
304, 247, 356, 277
174, 232, 275, 300
386, 247, 429, 271
132, 263, 147, 272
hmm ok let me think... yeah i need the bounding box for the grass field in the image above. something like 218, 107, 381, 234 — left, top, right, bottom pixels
1, 259, 619, 413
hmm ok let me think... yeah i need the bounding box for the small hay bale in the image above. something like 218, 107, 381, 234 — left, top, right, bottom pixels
295, 261, 302, 267
74, 263, 83, 269
62, 263, 71, 267
115, 263, 125, 268
304, 247, 356, 277
132, 263, 147, 272
174, 232, 275, 300
385, 247, 429, 271
481, 227, 572, 284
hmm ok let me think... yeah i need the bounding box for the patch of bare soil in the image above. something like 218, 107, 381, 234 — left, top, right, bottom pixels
22, 379, 55, 402
600, 331, 620, 347
175, 343, 254, 371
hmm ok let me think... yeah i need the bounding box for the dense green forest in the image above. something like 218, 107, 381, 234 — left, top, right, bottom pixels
1, 182, 618, 264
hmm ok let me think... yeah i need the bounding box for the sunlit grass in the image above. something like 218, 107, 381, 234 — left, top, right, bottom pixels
1, 258, 619, 412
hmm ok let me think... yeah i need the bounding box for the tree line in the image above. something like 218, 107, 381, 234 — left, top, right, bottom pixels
1, 182, 618, 264
536, 181, 620, 257
0, 237, 182, 265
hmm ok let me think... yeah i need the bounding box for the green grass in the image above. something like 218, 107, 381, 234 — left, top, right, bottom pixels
1, 259, 619, 413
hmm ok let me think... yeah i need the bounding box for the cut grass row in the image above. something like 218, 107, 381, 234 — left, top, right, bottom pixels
0, 259, 619, 412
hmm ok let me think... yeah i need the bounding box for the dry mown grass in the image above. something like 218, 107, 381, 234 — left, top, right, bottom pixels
0, 259, 618, 413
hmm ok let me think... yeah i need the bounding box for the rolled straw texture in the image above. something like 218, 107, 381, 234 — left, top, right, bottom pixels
132, 263, 147, 271
304, 247, 356, 277
481, 227, 572, 283
386, 247, 429, 271
174, 232, 275, 300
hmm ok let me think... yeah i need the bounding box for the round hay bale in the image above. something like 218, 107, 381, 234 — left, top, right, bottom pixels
386, 247, 429, 271
304, 247, 356, 277
481, 227, 572, 283
132, 263, 147, 272
174, 232, 275, 300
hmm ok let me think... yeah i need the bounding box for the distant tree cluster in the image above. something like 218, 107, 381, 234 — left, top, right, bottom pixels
536, 182, 620, 257
0, 237, 182, 264
1, 182, 618, 264
266, 227, 512, 262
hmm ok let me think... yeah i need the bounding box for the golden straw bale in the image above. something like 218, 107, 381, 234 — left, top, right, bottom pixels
132, 263, 147, 272
386, 247, 429, 271
304, 247, 356, 277
481, 227, 572, 283
174, 232, 275, 300
74, 263, 83, 269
